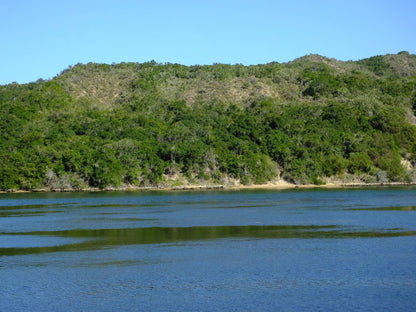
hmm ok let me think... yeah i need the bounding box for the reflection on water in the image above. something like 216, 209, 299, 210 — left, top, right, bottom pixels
349, 205, 416, 211
1, 224, 415, 257
1, 187, 416, 312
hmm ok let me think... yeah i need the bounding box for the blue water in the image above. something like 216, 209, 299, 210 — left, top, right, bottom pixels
1, 187, 415, 311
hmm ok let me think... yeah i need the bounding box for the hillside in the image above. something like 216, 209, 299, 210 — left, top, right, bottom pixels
1, 52, 416, 191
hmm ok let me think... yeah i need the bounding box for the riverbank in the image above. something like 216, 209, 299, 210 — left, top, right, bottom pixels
2, 180, 415, 193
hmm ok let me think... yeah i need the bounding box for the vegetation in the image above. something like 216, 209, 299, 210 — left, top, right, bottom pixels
1, 52, 416, 191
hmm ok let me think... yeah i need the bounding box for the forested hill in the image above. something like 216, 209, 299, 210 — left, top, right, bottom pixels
1, 52, 416, 191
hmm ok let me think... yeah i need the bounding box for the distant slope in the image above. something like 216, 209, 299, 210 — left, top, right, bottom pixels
1, 53, 416, 191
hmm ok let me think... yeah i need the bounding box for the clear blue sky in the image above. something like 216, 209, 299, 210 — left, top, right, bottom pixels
1, 0, 415, 85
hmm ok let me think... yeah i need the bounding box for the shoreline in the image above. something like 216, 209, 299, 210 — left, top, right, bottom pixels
1, 181, 415, 194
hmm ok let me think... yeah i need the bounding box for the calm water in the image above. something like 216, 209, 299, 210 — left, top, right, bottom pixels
1, 187, 415, 311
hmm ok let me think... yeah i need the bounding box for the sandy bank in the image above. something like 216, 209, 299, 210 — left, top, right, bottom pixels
1, 180, 415, 194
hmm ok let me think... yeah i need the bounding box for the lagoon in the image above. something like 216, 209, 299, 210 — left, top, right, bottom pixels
1, 187, 416, 311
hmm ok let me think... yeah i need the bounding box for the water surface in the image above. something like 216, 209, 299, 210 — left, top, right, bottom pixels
1, 187, 415, 311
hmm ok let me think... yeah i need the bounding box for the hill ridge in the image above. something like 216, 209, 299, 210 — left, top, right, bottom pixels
1, 52, 415, 191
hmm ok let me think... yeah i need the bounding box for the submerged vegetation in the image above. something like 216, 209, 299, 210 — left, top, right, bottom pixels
1, 52, 416, 191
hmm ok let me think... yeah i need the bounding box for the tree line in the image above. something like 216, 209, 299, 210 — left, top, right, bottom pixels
1, 52, 416, 190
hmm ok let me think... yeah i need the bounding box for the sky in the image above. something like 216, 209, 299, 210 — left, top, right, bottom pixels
1, 0, 415, 85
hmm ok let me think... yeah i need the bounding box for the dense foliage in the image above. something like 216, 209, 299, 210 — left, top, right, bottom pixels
1, 52, 416, 190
